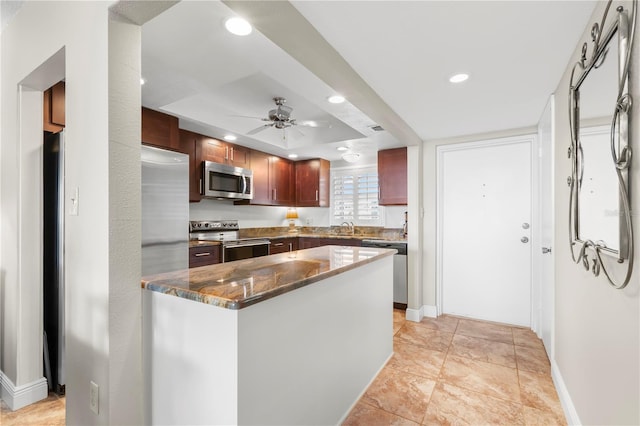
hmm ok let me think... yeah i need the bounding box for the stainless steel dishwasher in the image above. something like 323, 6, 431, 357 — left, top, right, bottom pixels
361, 240, 408, 309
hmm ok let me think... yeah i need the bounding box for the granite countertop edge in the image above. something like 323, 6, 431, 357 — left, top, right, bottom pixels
142, 246, 396, 310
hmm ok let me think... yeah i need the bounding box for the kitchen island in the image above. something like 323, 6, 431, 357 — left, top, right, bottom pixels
142, 245, 395, 425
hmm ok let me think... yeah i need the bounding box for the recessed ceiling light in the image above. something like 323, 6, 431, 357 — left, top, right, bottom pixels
223, 134, 237, 141
225, 17, 252, 36
288, 154, 299, 159
140, 78, 146, 85
328, 95, 345, 104
449, 73, 469, 83
337, 146, 348, 151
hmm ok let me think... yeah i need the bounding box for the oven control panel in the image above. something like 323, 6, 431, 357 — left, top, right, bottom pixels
189, 220, 239, 232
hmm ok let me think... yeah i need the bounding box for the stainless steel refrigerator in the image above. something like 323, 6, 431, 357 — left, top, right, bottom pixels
43, 131, 65, 394
141, 145, 189, 276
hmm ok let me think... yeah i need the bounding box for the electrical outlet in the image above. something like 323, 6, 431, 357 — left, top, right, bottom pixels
305, 218, 313, 225
90, 381, 99, 414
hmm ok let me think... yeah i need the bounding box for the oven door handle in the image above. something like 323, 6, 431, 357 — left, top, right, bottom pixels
224, 241, 271, 249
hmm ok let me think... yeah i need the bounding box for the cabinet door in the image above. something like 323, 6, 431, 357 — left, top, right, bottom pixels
201, 137, 228, 164
179, 130, 202, 202
270, 238, 298, 254
189, 245, 221, 268
378, 147, 408, 205
228, 144, 251, 168
299, 238, 324, 249
271, 157, 294, 205
249, 150, 272, 204
295, 159, 330, 207
141, 107, 180, 151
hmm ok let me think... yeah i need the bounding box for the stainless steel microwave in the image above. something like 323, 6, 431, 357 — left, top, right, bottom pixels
202, 161, 253, 200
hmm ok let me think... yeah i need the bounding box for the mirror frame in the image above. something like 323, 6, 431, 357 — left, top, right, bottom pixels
568, 1, 636, 289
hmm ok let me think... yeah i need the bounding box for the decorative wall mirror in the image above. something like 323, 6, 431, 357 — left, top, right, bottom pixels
568, 0, 636, 289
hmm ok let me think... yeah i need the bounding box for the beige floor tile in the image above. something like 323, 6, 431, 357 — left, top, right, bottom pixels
518, 370, 564, 416
362, 366, 436, 423
423, 382, 525, 425
440, 354, 521, 403
342, 401, 419, 426
417, 315, 459, 333
449, 334, 516, 368
0, 394, 65, 426
512, 328, 545, 350
522, 405, 567, 426
396, 322, 453, 352
515, 345, 551, 375
388, 339, 447, 379
456, 319, 514, 344
394, 309, 407, 335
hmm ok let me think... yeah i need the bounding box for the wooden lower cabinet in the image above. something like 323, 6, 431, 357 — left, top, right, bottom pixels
270, 237, 299, 254
189, 245, 221, 268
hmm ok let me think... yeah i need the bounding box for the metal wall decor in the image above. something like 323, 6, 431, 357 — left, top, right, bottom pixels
568, 0, 636, 289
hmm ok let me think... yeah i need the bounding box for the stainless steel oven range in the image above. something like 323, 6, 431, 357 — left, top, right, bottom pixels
189, 220, 270, 262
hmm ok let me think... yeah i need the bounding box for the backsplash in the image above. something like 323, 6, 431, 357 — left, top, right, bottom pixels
239, 226, 405, 241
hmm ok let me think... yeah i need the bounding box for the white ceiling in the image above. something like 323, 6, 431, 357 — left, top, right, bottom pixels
142, 1, 597, 162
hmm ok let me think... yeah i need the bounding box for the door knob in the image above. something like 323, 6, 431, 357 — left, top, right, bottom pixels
522, 223, 530, 229
542, 247, 552, 254
521, 237, 529, 243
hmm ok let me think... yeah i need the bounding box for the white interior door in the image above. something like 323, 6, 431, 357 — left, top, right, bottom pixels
538, 96, 555, 357
438, 137, 532, 327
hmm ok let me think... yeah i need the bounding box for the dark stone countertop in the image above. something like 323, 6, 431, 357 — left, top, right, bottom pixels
142, 245, 396, 309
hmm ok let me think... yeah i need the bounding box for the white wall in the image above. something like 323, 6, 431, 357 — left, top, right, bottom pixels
552, 1, 639, 424
0, 2, 167, 423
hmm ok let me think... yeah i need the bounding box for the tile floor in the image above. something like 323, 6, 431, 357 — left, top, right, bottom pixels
0, 311, 565, 426
343, 310, 566, 425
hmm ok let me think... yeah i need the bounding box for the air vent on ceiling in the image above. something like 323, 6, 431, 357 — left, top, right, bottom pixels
370, 125, 385, 132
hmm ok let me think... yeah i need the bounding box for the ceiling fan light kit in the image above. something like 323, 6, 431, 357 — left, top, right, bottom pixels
341, 152, 360, 163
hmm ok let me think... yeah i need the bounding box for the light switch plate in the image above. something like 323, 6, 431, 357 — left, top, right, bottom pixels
70, 187, 79, 216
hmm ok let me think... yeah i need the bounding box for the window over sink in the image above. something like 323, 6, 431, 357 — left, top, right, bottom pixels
331, 166, 384, 226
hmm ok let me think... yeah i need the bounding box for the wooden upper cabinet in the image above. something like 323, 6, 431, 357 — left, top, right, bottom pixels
178, 129, 202, 203
228, 144, 251, 168
141, 107, 180, 151
295, 159, 330, 207
200, 136, 228, 164
236, 151, 293, 206
200, 137, 251, 169
378, 147, 407, 205
271, 156, 294, 205
43, 81, 65, 133
247, 150, 271, 205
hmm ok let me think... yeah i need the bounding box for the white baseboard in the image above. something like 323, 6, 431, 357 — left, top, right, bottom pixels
423, 305, 438, 318
406, 306, 423, 322
0, 370, 48, 411
406, 305, 437, 322
550, 360, 581, 425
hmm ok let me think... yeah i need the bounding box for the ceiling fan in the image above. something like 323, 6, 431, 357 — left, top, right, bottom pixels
244, 97, 329, 137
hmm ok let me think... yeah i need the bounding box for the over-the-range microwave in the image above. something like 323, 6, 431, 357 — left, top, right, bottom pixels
201, 161, 253, 200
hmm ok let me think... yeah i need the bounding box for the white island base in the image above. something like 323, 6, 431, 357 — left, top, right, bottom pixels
143, 255, 393, 425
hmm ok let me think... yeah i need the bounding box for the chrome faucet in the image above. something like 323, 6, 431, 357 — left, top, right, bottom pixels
340, 221, 355, 235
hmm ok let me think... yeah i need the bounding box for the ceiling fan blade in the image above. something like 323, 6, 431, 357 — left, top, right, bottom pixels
247, 124, 272, 135
230, 115, 272, 122
298, 120, 332, 128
